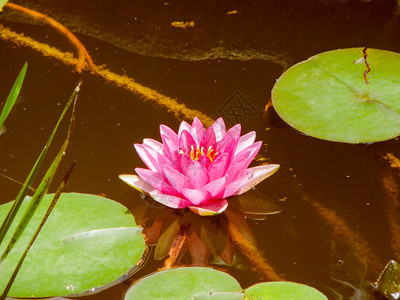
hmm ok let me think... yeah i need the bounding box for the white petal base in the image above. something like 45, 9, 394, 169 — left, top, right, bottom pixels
189, 199, 228, 216
119, 174, 153, 194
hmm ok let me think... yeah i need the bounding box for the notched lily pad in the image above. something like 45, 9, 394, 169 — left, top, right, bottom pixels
374, 260, 400, 300
0, 193, 147, 298
272, 48, 400, 143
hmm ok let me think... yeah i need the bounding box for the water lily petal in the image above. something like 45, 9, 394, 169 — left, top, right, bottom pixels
157, 151, 177, 169
161, 133, 179, 162
225, 148, 252, 183
201, 126, 217, 149
119, 174, 153, 194
226, 141, 262, 182
135, 168, 179, 196
198, 155, 212, 169
134, 144, 159, 172
150, 190, 191, 209
179, 152, 192, 174
178, 120, 191, 137
179, 129, 197, 154
217, 124, 241, 153
218, 138, 237, 162
143, 138, 163, 154
223, 169, 252, 198
204, 176, 227, 198
191, 117, 204, 145
182, 188, 211, 205
212, 117, 226, 142
235, 131, 256, 155
163, 165, 187, 193
189, 199, 229, 216
142, 143, 163, 173
242, 140, 262, 167
208, 153, 230, 181
235, 164, 280, 195
186, 160, 209, 189
160, 124, 178, 145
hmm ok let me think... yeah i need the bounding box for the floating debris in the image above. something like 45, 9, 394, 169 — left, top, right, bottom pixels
171, 21, 195, 29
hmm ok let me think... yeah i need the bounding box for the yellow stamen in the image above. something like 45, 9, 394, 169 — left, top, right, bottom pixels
187, 144, 217, 161
206, 146, 218, 162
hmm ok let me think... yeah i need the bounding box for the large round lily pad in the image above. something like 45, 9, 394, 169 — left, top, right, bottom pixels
124, 267, 243, 300
0, 193, 146, 297
272, 48, 400, 143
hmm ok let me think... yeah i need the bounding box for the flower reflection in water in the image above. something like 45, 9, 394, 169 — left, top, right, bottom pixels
126, 187, 283, 280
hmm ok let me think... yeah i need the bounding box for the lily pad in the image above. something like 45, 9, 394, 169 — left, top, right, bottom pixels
124, 267, 243, 300
272, 48, 400, 143
0, 193, 147, 297
245, 282, 328, 299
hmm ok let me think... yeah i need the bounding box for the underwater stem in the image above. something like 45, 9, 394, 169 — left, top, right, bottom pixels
0, 24, 215, 127
381, 170, 400, 260
4, 2, 94, 72
383, 153, 400, 173
227, 214, 283, 281
162, 223, 191, 269
303, 195, 383, 275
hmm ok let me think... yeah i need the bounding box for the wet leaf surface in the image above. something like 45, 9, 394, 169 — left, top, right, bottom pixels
272, 48, 400, 143
0, 193, 146, 297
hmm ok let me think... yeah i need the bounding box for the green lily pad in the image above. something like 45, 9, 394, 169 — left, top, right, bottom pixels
124, 267, 243, 300
272, 48, 400, 143
245, 282, 328, 299
0, 193, 147, 297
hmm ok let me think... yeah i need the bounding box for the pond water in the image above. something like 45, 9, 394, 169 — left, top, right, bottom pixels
1, 1, 400, 299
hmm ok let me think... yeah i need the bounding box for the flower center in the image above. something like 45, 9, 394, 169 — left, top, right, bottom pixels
180, 145, 217, 162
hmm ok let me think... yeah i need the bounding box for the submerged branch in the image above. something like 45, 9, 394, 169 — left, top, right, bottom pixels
303, 195, 383, 275
383, 153, 400, 172
0, 24, 215, 127
4, 2, 94, 72
226, 211, 283, 281
381, 170, 400, 260
162, 223, 191, 269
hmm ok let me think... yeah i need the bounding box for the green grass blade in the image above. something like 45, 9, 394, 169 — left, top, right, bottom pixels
0, 162, 76, 299
0, 82, 79, 262
0, 81, 81, 246
0, 62, 27, 129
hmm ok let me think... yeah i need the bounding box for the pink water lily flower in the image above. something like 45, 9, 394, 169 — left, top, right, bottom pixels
120, 117, 279, 216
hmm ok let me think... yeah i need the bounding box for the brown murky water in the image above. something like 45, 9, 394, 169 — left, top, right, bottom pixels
1, 1, 400, 299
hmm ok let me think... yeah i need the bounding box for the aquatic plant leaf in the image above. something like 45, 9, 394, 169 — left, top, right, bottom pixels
0, 193, 146, 298
0, 0, 7, 11
234, 189, 282, 216
200, 219, 228, 257
0, 82, 78, 246
272, 48, 400, 143
374, 260, 400, 299
244, 281, 328, 299
0, 163, 76, 300
154, 219, 180, 260
0, 62, 27, 130
124, 267, 242, 300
